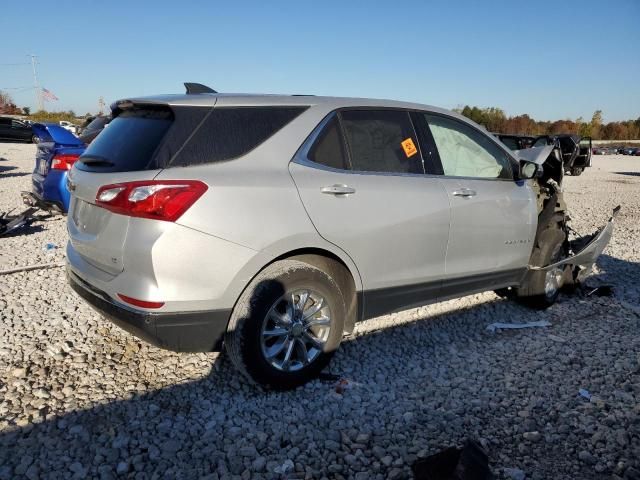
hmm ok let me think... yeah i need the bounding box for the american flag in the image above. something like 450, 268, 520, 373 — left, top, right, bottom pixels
41, 88, 59, 102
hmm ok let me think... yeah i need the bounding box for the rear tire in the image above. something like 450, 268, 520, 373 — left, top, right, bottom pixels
225, 259, 345, 390
516, 220, 567, 309
570, 167, 584, 176
31, 135, 38, 144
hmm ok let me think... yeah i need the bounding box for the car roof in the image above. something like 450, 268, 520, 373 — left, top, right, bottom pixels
116, 92, 460, 117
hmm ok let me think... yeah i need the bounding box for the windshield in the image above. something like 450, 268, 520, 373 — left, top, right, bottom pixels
84, 116, 109, 132
499, 137, 520, 150
533, 137, 548, 148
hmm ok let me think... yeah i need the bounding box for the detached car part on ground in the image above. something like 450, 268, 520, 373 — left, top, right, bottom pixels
66, 84, 616, 389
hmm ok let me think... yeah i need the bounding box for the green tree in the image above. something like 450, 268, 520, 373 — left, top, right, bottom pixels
590, 110, 603, 139
22, 106, 31, 116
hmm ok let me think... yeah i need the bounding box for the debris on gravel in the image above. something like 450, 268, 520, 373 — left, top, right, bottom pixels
1, 144, 639, 479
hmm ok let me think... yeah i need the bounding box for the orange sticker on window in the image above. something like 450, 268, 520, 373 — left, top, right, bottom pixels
401, 138, 418, 158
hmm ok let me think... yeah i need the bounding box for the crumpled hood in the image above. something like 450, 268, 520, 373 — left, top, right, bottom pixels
32, 123, 84, 146
514, 145, 554, 165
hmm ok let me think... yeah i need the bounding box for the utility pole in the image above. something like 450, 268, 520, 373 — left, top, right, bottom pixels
98, 96, 105, 115
29, 54, 43, 112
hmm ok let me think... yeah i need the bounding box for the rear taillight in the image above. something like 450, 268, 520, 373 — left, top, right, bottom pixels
95, 180, 208, 222
51, 154, 80, 170
117, 294, 164, 309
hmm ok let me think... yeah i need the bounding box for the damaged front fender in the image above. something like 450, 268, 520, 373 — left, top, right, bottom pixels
529, 206, 620, 281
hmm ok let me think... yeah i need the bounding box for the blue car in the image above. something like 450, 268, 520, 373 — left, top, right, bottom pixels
27, 124, 85, 213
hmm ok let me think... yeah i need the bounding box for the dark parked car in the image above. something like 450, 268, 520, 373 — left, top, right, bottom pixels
494, 134, 535, 151
78, 116, 110, 144
532, 134, 591, 176
0, 117, 37, 143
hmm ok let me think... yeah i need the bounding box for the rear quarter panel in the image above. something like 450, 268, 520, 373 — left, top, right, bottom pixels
155, 105, 364, 304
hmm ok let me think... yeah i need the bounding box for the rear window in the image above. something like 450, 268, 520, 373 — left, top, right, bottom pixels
78, 108, 172, 172
169, 107, 307, 167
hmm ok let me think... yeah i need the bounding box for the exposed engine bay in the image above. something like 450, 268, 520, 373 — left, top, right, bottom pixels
516, 144, 618, 283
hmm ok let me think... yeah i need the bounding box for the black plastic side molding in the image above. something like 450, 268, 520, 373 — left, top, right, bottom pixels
184, 82, 218, 94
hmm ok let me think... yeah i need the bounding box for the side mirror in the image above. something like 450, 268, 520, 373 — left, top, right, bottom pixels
519, 160, 540, 180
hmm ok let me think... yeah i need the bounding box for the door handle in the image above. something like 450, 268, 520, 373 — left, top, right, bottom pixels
452, 188, 477, 198
321, 184, 356, 195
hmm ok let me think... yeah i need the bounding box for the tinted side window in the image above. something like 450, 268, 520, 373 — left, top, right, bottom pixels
340, 110, 424, 174
308, 116, 350, 170
424, 114, 512, 179
171, 107, 307, 167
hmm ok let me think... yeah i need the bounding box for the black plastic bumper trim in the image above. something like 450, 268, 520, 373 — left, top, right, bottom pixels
67, 269, 230, 352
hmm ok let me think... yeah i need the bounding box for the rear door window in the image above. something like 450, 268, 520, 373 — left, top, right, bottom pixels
78, 108, 173, 172
340, 110, 424, 174
308, 116, 350, 170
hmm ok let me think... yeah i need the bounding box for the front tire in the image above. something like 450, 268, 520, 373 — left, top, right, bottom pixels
225, 259, 345, 390
516, 220, 568, 309
570, 167, 584, 176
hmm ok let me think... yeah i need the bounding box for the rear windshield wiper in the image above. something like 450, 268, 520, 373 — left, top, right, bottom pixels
79, 155, 115, 167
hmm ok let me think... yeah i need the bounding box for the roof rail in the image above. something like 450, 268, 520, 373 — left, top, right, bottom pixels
184, 82, 218, 94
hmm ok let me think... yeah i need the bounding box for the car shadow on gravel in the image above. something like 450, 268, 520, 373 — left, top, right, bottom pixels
1, 259, 637, 478
0, 172, 31, 179
0, 164, 30, 179
614, 171, 640, 177
0, 165, 18, 173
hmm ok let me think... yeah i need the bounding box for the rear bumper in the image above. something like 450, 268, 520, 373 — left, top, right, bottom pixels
31, 169, 70, 212
67, 268, 230, 352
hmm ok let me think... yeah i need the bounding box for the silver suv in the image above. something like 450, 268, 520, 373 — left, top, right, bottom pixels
66, 84, 614, 389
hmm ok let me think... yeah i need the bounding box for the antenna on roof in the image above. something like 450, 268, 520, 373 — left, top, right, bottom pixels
184, 82, 218, 94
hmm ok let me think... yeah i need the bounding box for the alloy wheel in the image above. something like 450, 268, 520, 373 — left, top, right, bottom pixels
260, 289, 331, 372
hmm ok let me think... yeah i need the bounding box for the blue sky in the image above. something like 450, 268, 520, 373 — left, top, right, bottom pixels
1, 0, 638, 121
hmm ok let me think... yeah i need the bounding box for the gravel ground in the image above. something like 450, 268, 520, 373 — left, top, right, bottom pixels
1, 143, 639, 480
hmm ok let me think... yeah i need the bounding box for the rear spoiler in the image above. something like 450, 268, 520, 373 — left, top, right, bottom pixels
184, 82, 217, 94
31, 123, 84, 146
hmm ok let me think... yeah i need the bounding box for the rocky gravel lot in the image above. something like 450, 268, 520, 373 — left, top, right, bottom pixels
1, 143, 639, 480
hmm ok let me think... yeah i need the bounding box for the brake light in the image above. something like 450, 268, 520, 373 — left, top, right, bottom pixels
95, 180, 207, 222
51, 154, 80, 170
117, 294, 164, 309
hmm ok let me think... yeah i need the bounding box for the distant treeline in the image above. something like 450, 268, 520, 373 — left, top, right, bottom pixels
456, 106, 640, 140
